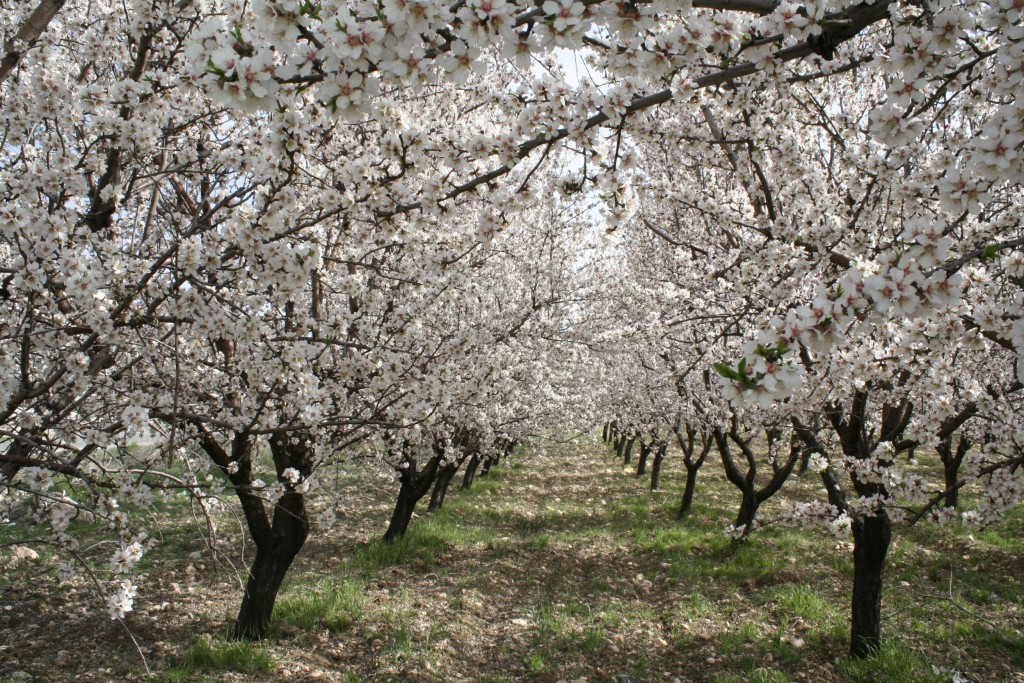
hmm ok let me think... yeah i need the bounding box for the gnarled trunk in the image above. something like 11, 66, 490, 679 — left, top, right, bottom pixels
384, 449, 442, 543
234, 519, 307, 639
228, 432, 312, 640
714, 426, 801, 540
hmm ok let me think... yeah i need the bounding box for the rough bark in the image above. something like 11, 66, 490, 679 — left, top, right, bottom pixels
635, 440, 650, 476
230, 433, 313, 640
937, 435, 970, 509
674, 425, 711, 519
649, 443, 666, 491
850, 513, 892, 657
428, 461, 459, 512
384, 449, 441, 543
233, 530, 304, 639
461, 453, 481, 490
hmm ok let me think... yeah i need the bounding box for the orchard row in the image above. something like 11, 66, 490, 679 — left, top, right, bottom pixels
1, 0, 1021, 665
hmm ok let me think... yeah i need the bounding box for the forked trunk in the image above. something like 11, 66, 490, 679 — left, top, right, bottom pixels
210, 431, 312, 641
233, 530, 306, 639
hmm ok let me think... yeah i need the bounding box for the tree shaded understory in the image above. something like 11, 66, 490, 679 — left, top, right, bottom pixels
1, 443, 1021, 683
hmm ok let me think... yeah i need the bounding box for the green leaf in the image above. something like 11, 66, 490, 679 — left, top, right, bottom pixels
982, 243, 1000, 260
714, 363, 738, 381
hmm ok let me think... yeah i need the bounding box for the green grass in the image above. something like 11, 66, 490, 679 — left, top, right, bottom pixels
581, 626, 606, 652
837, 642, 947, 683
523, 653, 545, 675
771, 584, 833, 621
165, 635, 275, 678
351, 528, 447, 571
274, 578, 365, 633
5, 441, 1022, 683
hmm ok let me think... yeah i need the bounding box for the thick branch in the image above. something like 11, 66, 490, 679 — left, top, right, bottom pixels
0, 0, 66, 86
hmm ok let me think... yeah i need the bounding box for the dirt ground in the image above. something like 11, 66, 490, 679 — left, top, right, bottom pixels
2, 442, 1023, 683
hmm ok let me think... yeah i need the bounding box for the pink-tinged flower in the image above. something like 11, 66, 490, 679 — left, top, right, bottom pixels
940, 168, 989, 215
542, 0, 585, 33
773, 1, 809, 34
473, 0, 507, 22
974, 128, 1024, 178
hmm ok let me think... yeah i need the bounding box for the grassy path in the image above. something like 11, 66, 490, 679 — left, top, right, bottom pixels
263, 441, 1024, 683
2, 441, 1023, 682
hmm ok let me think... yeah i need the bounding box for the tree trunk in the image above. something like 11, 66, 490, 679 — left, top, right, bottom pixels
233, 529, 306, 639
942, 459, 960, 509
798, 446, 813, 475
635, 441, 649, 476
821, 466, 848, 512
461, 453, 481, 490
734, 487, 757, 533
850, 513, 892, 658
677, 464, 699, 518
480, 455, 494, 477
937, 436, 969, 509
384, 450, 441, 543
428, 463, 458, 512
385, 478, 421, 543
622, 437, 635, 465
231, 433, 312, 640
649, 444, 665, 491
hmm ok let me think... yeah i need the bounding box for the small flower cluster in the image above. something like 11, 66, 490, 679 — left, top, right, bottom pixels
107, 579, 137, 620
